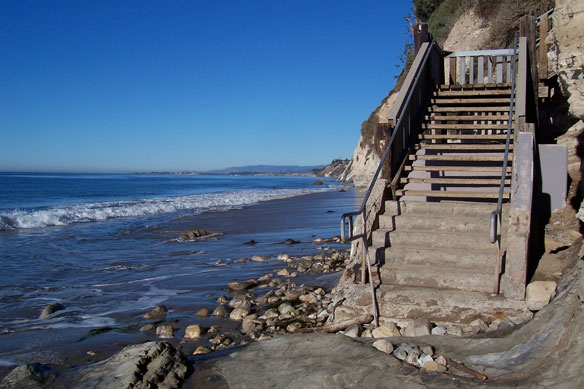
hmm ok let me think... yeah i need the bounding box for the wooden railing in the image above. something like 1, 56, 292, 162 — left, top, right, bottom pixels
446, 49, 516, 85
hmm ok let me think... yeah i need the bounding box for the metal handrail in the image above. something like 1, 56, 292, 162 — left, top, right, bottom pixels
489, 31, 518, 294
340, 39, 437, 243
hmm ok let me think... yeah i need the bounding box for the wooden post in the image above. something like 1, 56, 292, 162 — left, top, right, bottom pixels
413, 23, 429, 55
538, 14, 549, 80
520, 15, 539, 127
449, 57, 457, 84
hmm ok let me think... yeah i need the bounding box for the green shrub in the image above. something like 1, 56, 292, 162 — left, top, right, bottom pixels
413, 0, 446, 21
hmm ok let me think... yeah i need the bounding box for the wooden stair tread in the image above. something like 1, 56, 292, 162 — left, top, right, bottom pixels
415, 144, 512, 150
419, 134, 508, 140
426, 114, 509, 121
434, 89, 511, 97
431, 98, 512, 104
411, 154, 512, 162
422, 123, 509, 130
396, 189, 510, 199
430, 106, 510, 112
401, 177, 511, 185
405, 165, 512, 172
438, 83, 511, 90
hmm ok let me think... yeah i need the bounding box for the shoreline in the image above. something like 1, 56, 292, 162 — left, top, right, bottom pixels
0, 187, 360, 380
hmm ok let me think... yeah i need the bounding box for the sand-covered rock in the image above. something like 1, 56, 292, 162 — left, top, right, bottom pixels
38, 303, 65, 319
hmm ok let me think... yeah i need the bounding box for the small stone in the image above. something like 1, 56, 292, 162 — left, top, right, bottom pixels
228, 280, 256, 290
445, 324, 463, 336
313, 179, 323, 185
469, 318, 489, 333
244, 240, 257, 245
526, 281, 557, 311
289, 272, 298, 278
431, 326, 447, 335
406, 351, 421, 366
277, 268, 290, 277
435, 356, 447, 366
372, 339, 394, 354
184, 324, 203, 339
314, 288, 324, 295
418, 353, 433, 366
286, 322, 302, 333
372, 322, 400, 338
258, 273, 273, 282
193, 346, 211, 355
361, 328, 373, 338
282, 239, 300, 245
403, 319, 432, 337
343, 324, 362, 338
229, 307, 251, 321
217, 295, 229, 304
277, 253, 290, 261
39, 303, 65, 319
140, 324, 155, 332
423, 361, 447, 372
313, 238, 323, 244
215, 259, 224, 265
143, 305, 168, 320
393, 345, 409, 361
195, 308, 210, 317
87, 351, 96, 356
421, 346, 434, 357
299, 294, 318, 304
241, 319, 257, 334
155, 325, 173, 339
234, 257, 248, 263
278, 302, 296, 315
252, 255, 268, 262
212, 305, 231, 317
228, 296, 251, 308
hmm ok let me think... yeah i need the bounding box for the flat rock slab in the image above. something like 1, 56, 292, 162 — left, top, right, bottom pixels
189, 333, 467, 388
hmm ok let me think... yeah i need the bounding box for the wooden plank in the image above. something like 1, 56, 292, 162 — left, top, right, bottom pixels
431, 98, 511, 104
539, 14, 549, 79
438, 83, 511, 89
434, 89, 510, 96
430, 106, 510, 112
396, 189, 510, 199
460, 56, 466, 85
449, 57, 457, 85
411, 154, 511, 162
405, 165, 512, 172
416, 144, 511, 150
469, 56, 474, 85
446, 49, 514, 57
419, 134, 508, 140
506, 56, 512, 84
478, 56, 484, 84
427, 114, 508, 121
401, 177, 511, 185
422, 123, 508, 129
496, 56, 503, 83
488, 56, 494, 83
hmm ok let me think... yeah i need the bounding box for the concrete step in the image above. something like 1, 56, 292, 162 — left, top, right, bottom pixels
380, 264, 494, 293
333, 282, 532, 327
385, 199, 509, 218
374, 245, 496, 271
396, 189, 510, 200
386, 229, 494, 250
378, 213, 494, 233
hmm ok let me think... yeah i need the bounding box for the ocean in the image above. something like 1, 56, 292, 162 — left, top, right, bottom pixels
0, 172, 359, 371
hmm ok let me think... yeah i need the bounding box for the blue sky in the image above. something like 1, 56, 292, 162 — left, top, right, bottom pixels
0, 1, 412, 172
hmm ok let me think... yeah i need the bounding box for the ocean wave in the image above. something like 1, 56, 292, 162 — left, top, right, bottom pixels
0, 187, 332, 230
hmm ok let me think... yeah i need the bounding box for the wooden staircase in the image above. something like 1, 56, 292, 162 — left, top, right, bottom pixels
398, 84, 513, 201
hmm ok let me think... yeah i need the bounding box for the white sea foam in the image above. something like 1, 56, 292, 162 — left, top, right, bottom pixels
0, 187, 332, 230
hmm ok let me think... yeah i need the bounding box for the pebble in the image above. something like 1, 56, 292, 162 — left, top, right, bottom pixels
257, 273, 273, 282
343, 324, 362, 338
193, 346, 212, 355
252, 255, 268, 262
445, 324, 463, 336
431, 325, 447, 335
144, 305, 168, 320
372, 339, 394, 354
469, 318, 489, 333
234, 257, 248, 263
277, 254, 290, 261
184, 324, 203, 339
423, 361, 447, 372
139, 324, 155, 332
277, 268, 290, 277
278, 302, 296, 315
195, 308, 210, 317
421, 346, 434, 357
435, 355, 447, 366
403, 319, 432, 337
417, 353, 433, 367
215, 259, 224, 265
228, 280, 256, 290
156, 325, 174, 339
217, 295, 229, 304
228, 296, 251, 308
372, 322, 400, 338
286, 322, 302, 333
212, 305, 231, 317
39, 303, 65, 319
229, 307, 250, 321
299, 294, 318, 304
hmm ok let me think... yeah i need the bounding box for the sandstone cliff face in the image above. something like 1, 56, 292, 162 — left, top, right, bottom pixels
548, 0, 584, 120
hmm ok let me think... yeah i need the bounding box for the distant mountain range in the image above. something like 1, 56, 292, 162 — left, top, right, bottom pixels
205, 165, 325, 174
